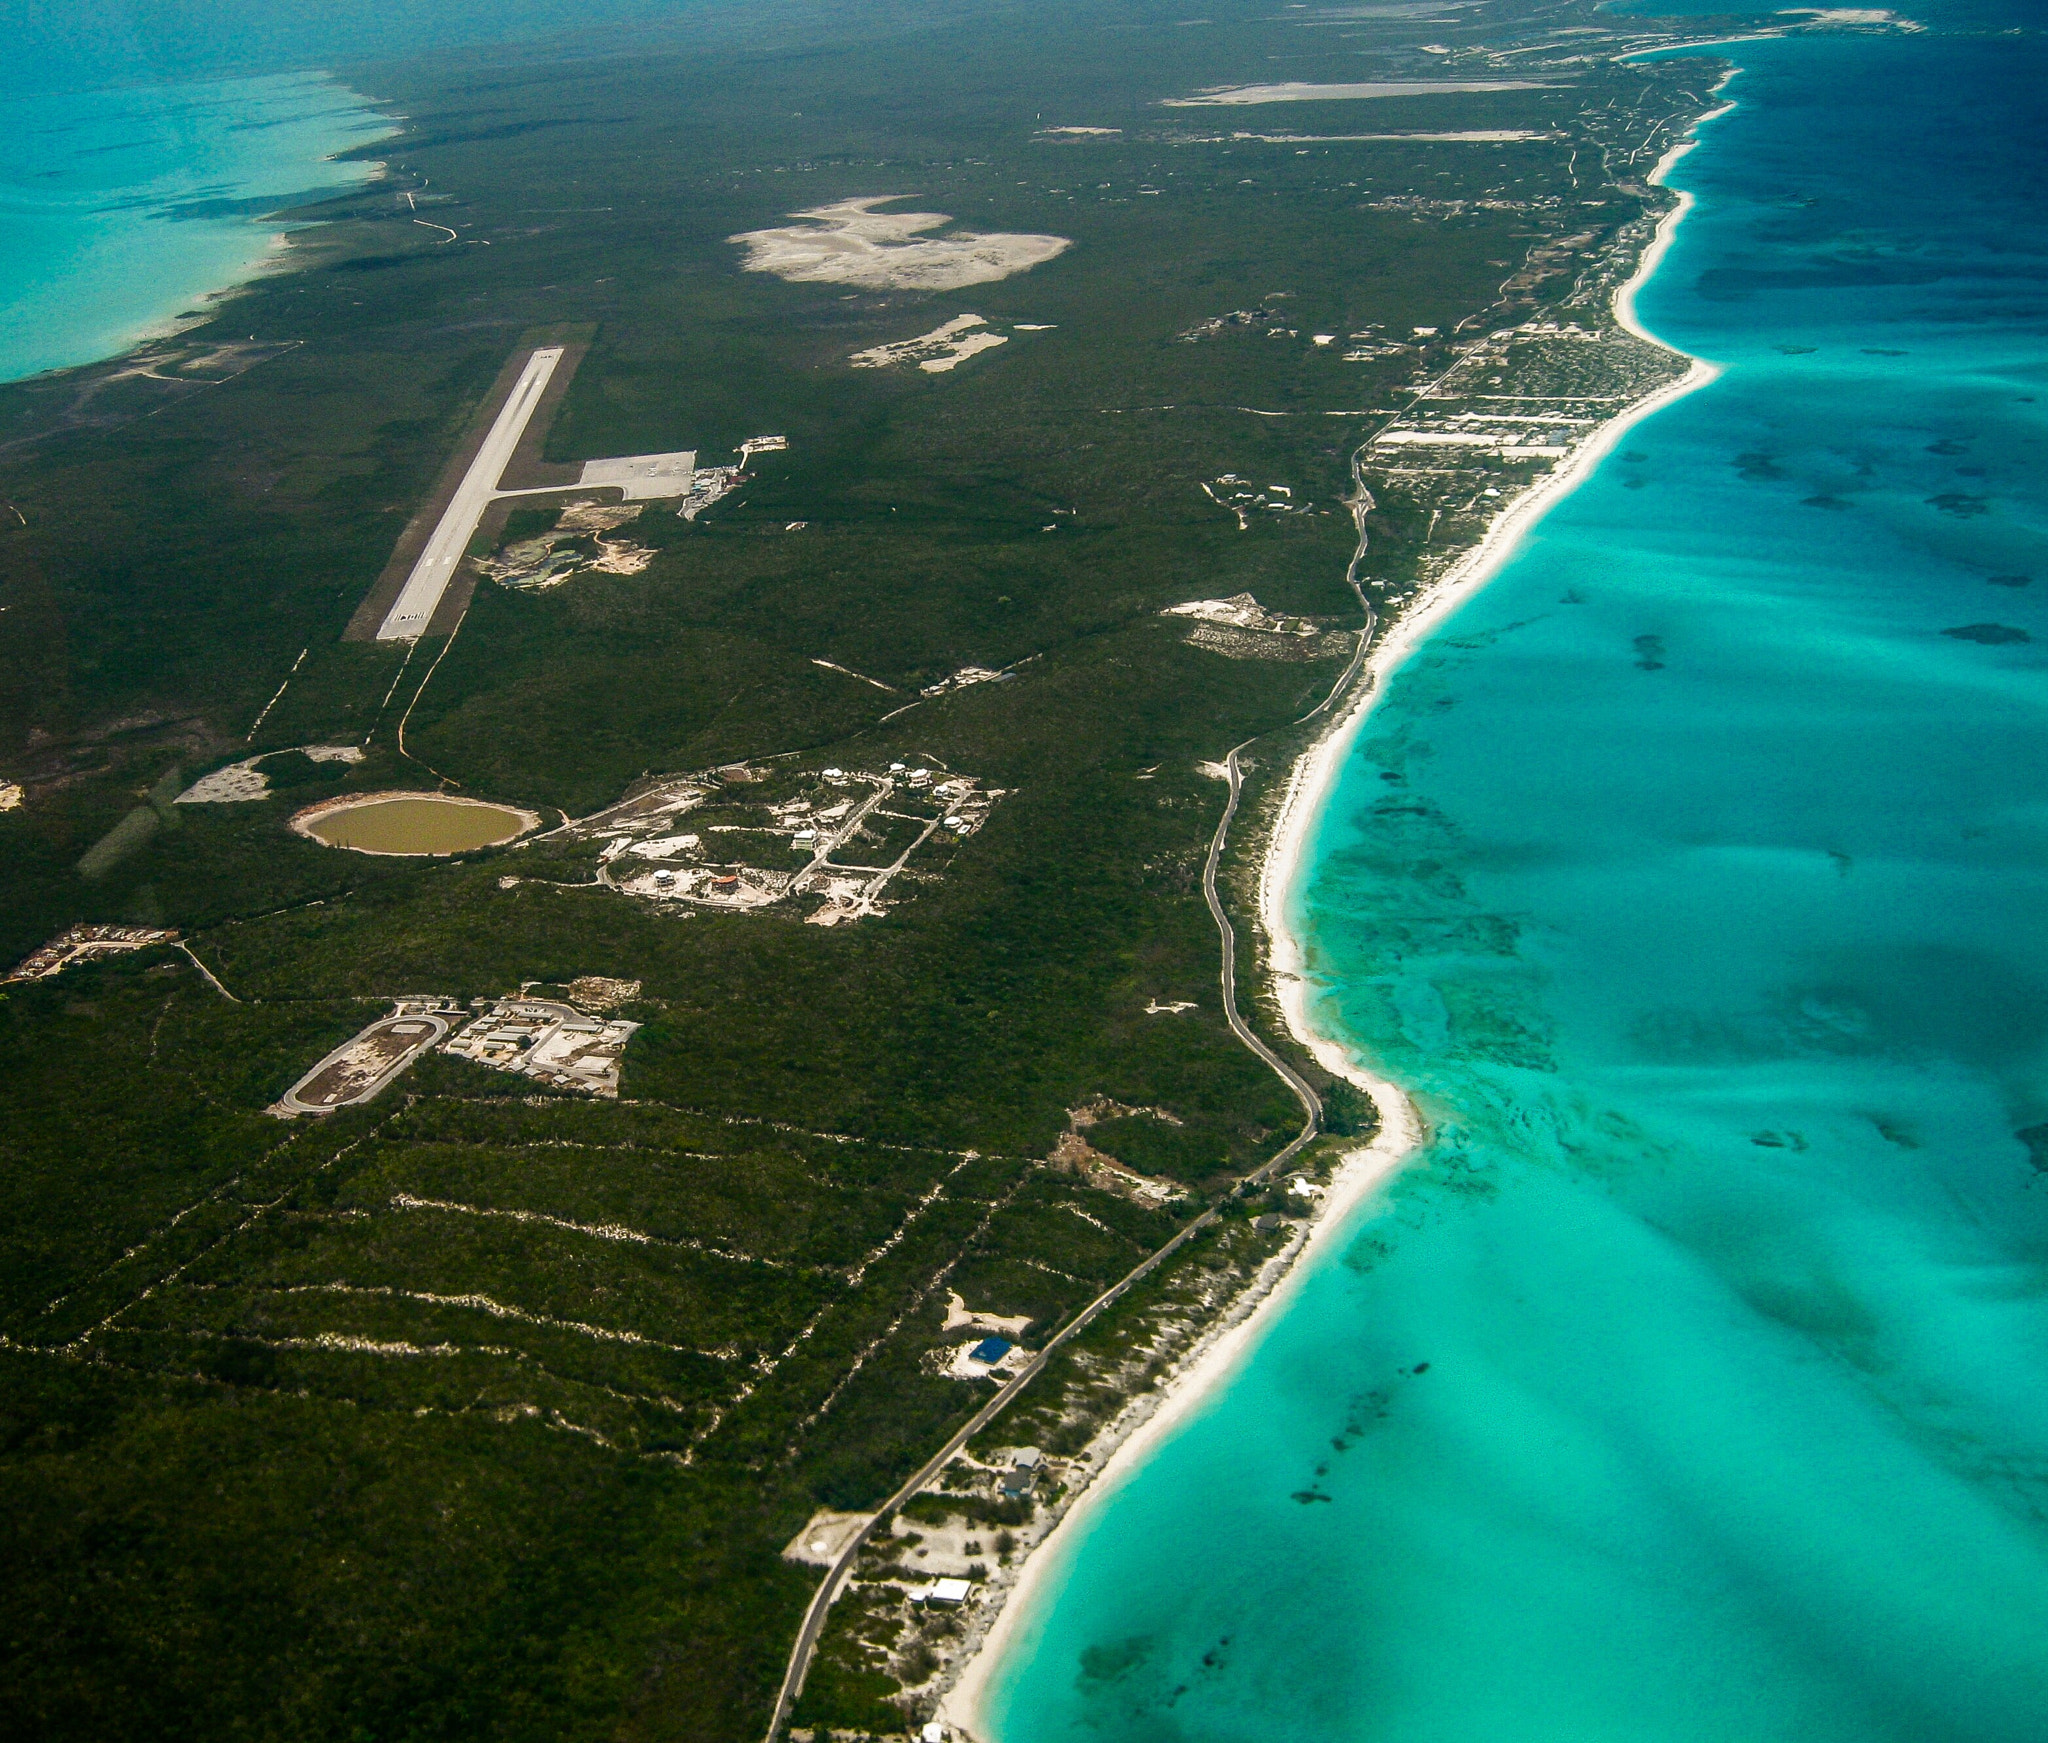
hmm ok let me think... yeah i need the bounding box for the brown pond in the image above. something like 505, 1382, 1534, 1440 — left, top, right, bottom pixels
296, 793, 539, 856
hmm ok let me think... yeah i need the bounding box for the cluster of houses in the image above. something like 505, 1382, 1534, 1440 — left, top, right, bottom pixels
6, 924, 180, 983
441, 997, 639, 1097
584, 760, 1002, 926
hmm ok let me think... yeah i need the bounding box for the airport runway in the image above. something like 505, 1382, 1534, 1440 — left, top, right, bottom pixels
375, 346, 565, 641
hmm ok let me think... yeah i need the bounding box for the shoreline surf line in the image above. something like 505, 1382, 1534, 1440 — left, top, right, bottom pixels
940, 98, 1732, 1743
1259, 101, 1727, 1154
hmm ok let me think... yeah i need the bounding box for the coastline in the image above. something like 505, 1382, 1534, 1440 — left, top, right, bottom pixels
1258, 110, 1728, 1126
939, 1117, 1415, 1739
0, 70, 394, 386
939, 104, 1729, 1743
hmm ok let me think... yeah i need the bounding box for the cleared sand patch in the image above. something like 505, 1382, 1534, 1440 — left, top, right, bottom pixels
783, 1510, 875, 1568
729, 197, 1070, 291
176, 744, 364, 804
1782, 7, 1924, 25
1180, 129, 1545, 144
851, 314, 1010, 373
1163, 79, 1550, 105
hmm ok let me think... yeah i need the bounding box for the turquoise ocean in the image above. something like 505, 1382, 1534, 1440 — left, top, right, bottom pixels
0, 0, 702, 385
981, 5, 2048, 1740
0, 71, 393, 383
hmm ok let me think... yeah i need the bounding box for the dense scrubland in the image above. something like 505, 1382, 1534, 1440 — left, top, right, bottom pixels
0, 0, 1720, 1733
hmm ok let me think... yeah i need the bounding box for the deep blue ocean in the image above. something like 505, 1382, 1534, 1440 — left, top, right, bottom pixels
982, 6, 2048, 1741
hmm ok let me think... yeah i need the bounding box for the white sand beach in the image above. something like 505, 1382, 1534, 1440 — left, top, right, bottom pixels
1262, 117, 1725, 1114
936, 112, 1728, 1743
939, 1114, 1415, 1740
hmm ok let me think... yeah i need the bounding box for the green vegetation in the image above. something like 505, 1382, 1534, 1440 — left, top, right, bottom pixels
0, 0, 1723, 1734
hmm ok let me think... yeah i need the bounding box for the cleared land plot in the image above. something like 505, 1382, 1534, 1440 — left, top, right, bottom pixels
730, 197, 1070, 291
833, 811, 934, 867
1163, 79, 1553, 104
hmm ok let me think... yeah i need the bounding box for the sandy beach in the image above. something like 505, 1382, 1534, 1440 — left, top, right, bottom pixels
938, 113, 1727, 1743
939, 1114, 1415, 1739
1262, 152, 1726, 1114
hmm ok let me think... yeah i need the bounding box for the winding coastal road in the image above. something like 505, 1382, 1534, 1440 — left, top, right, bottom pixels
1203, 743, 1323, 1142
1298, 455, 1380, 726
762, 737, 1329, 1743
760, 418, 1413, 1740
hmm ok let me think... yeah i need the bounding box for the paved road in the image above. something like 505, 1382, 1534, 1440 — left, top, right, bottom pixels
759, 1196, 1233, 1743
376, 346, 564, 641
174, 942, 240, 1003
760, 434, 1403, 1739
1298, 453, 1378, 726
1202, 743, 1323, 1142
762, 742, 1326, 1743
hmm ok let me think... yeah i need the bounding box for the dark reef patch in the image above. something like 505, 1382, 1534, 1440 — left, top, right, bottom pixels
2017, 1125, 2048, 1173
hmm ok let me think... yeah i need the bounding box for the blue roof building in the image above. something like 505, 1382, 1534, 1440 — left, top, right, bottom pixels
968, 1336, 1013, 1365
